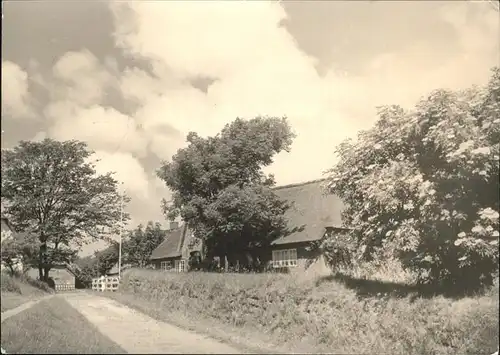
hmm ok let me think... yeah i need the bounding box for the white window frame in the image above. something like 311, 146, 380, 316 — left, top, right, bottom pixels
175, 259, 186, 272
271, 248, 298, 268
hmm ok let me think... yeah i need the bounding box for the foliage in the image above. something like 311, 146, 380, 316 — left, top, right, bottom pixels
123, 222, 167, 268
73, 242, 121, 286
308, 229, 356, 270
1, 139, 130, 281
0, 230, 38, 275
157, 116, 295, 261
96, 242, 120, 275
324, 67, 500, 291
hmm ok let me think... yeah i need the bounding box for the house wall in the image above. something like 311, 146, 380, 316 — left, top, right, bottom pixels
151, 256, 182, 271
268, 242, 331, 277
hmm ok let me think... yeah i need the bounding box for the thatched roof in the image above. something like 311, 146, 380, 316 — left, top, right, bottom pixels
149, 224, 202, 260
271, 179, 345, 245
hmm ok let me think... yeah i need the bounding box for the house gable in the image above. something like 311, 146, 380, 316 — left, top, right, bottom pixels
150, 225, 187, 260
150, 224, 203, 261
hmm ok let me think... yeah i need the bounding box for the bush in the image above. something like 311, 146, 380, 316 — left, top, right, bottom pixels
324, 67, 500, 291
0, 273, 22, 293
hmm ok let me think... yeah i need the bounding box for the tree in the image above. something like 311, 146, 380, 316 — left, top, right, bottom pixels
157, 116, 295, 268
1, 139, 130, 281
95, 242, 119, 275
0, 229, 38, 275
73, 243, 119, 288
324, 67, 500, 292
123, 222, 167, 268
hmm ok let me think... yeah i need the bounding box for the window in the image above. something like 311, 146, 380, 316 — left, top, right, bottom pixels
271, 248, 298, 268
160, 261, 173, 270
175, 259, 186, 272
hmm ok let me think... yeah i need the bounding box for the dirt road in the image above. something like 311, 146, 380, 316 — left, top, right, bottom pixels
62, 293, 242, 354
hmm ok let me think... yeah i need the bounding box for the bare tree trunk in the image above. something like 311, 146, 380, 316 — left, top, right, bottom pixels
224, 255, 229, 272
43, 267, 50, 282
38, 241, 50, 282
38, 247, 44, 280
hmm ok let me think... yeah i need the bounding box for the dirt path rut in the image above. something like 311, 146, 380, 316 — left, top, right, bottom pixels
1, 294, 55, 323
62, 293, 242, 354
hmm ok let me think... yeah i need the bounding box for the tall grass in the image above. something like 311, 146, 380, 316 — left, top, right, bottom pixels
117, 265, 499, 354
1, 272, 53, 294
1, 272, 54, 312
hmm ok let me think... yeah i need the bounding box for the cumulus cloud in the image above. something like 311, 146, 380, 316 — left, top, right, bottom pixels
91, 150, 150, 200
40, 49, 153, 218
51, 49, 114, 106
110, 1, 341, 182
109, 1, 498, 185
49, 105, 148, 157
1, 61, 34, 118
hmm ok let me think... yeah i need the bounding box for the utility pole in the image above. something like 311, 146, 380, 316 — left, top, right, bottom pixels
118, 183, 124, 279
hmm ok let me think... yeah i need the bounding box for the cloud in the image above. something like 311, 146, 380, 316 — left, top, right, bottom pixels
43, 49, 149, 158
1, 61, 34, 118
110, 0, 340, 182
109, 1, 499, 188
48, 105, 148, 157
31, 131, 47, 142
51, 49, 115, 106
91, 150, 150, 200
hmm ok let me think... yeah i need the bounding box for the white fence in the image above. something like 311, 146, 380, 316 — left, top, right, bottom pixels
91, 276, 120, 292
55, 283, 75, 292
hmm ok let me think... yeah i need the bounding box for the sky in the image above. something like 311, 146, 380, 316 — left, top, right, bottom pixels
1, 0, 498, 256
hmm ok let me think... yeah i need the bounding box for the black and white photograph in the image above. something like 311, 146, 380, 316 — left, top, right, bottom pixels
1, 0, 499, 353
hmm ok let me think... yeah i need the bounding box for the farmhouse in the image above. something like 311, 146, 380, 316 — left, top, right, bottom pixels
266, 179, 346, 275
149, 222, 202, 272
149, 179, 345, 275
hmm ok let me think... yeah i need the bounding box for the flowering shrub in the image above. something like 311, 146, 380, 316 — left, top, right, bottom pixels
324, 67, 500, 291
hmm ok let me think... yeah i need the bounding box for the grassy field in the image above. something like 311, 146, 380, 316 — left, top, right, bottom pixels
1, 296, 126, 354
104, 264, 499, 355
1, 273, 54, 312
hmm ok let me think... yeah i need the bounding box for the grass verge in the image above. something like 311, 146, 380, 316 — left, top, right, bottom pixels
1, 273, 53, 312
108, 268, 499, 355
1, 296, 126, 354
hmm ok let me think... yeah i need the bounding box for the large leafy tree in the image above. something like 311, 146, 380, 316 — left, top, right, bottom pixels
123, 222, 167, 268
1, 139, 129, 281
157, 116, 295, 266
324, 67, 500, 291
